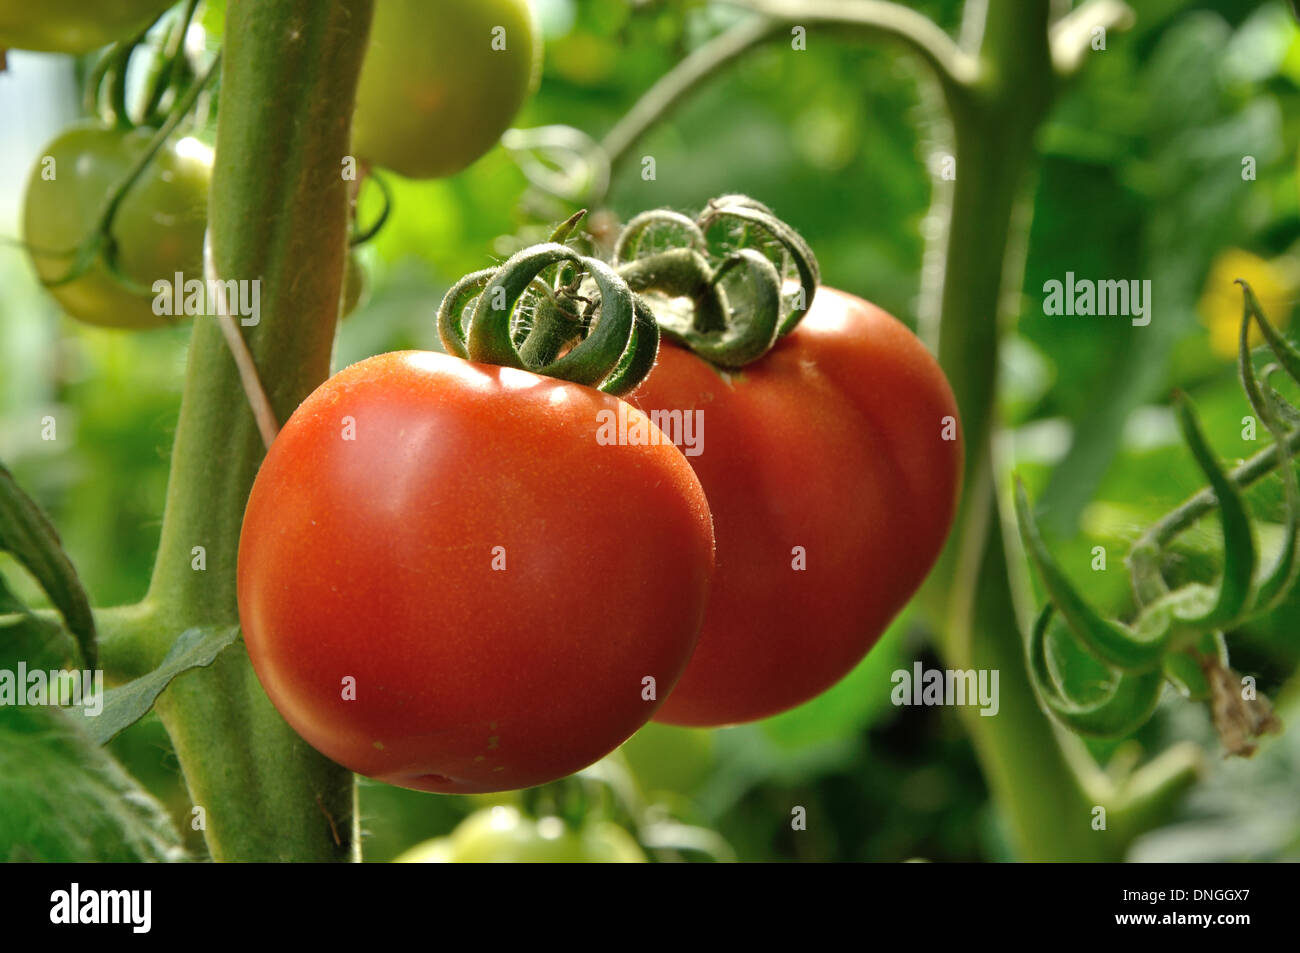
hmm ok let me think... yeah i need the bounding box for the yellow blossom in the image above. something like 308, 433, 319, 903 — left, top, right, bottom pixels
1199, 249, 1295, 359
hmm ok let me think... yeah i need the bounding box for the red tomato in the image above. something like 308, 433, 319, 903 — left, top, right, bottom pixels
237, 352, 714, 793
629, 287, 962, 726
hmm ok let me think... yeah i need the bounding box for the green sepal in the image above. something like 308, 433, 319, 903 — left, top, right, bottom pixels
438, 243, 652, 394
663, 249, 783, 369
698, 195, 820, 334
598, 295, 661, 397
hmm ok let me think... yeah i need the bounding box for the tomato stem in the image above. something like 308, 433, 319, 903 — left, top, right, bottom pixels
130, 0, 375, 862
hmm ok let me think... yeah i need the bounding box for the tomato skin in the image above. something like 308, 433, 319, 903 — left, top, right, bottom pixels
0, 0, 173, 53
22, 123, 211, 330
630, 287, 962, 726
394, 806, 645, 863
352, 0, 541, 179
237, 351, 714, 794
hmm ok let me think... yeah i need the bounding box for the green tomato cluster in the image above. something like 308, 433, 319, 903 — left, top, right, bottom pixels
22, 123, 212, 330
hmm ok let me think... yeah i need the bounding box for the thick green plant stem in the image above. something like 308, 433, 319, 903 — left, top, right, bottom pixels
922, 1, 1199, 860
954, 497, 1108, 858
138, 0, 374, 862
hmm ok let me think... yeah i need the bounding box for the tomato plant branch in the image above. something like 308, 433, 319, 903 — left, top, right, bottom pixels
919, 0, 1190, 860
601, 14, 782, 175
1134, 427, 1300, 554
604, 2, 979, 188
133, 0, 374, 862
727, 0, 976, 93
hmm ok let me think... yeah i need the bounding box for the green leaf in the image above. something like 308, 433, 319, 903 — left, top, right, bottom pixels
0, 464, 97, 669
75, 625, 241, 745
0, 705, 186, 862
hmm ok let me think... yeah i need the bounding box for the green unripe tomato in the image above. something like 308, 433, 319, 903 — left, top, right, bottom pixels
0, 0, 174, 53
620, 722, 716, 795
394, 806, 645, 863
22, 123, 212, 330
351, 0, 541, 179
392, 837, 455, 863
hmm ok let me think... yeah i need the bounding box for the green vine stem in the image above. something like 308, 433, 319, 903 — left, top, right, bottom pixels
103, 0, 375, 862
600, 15, 783, 177
911, 1, 1203, 860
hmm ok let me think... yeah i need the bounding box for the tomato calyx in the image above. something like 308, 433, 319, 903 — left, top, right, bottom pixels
437, 240, 660, 395
611, 194, 821, 368
437, 195, 821, 391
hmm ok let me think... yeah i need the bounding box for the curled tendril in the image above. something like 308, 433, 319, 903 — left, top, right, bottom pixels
1019, 279, 1300, 746
609, 194, 820, 368
500, 124, 611, 205
1028, 605, 1166, 738
436, 242, 655, 396
1015, 479, 1171, 673
349, 172, 392, 247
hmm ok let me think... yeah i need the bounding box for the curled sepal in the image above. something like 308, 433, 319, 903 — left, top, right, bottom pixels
436, 243, 654, 394
597, 296, 661, 397
662, 249, 783, 369
549, 208, 588, 246
1239, 278, 1300, 387
1028, 605, 1167, 738
436, 267, 497, 359
1170, 392, 1256, 628
1015, 479, 1171, 672
697, 194, 820, 335
613, 210, 705, 266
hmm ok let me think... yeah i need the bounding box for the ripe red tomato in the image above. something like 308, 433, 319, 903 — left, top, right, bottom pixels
629, 287, 962, 726
237, 351, 714, 793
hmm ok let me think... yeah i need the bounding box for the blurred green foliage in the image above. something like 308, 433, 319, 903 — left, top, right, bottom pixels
2, 0, 1299, 862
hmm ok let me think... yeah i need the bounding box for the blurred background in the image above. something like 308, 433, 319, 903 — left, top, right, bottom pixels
2, 0, 1299, 861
